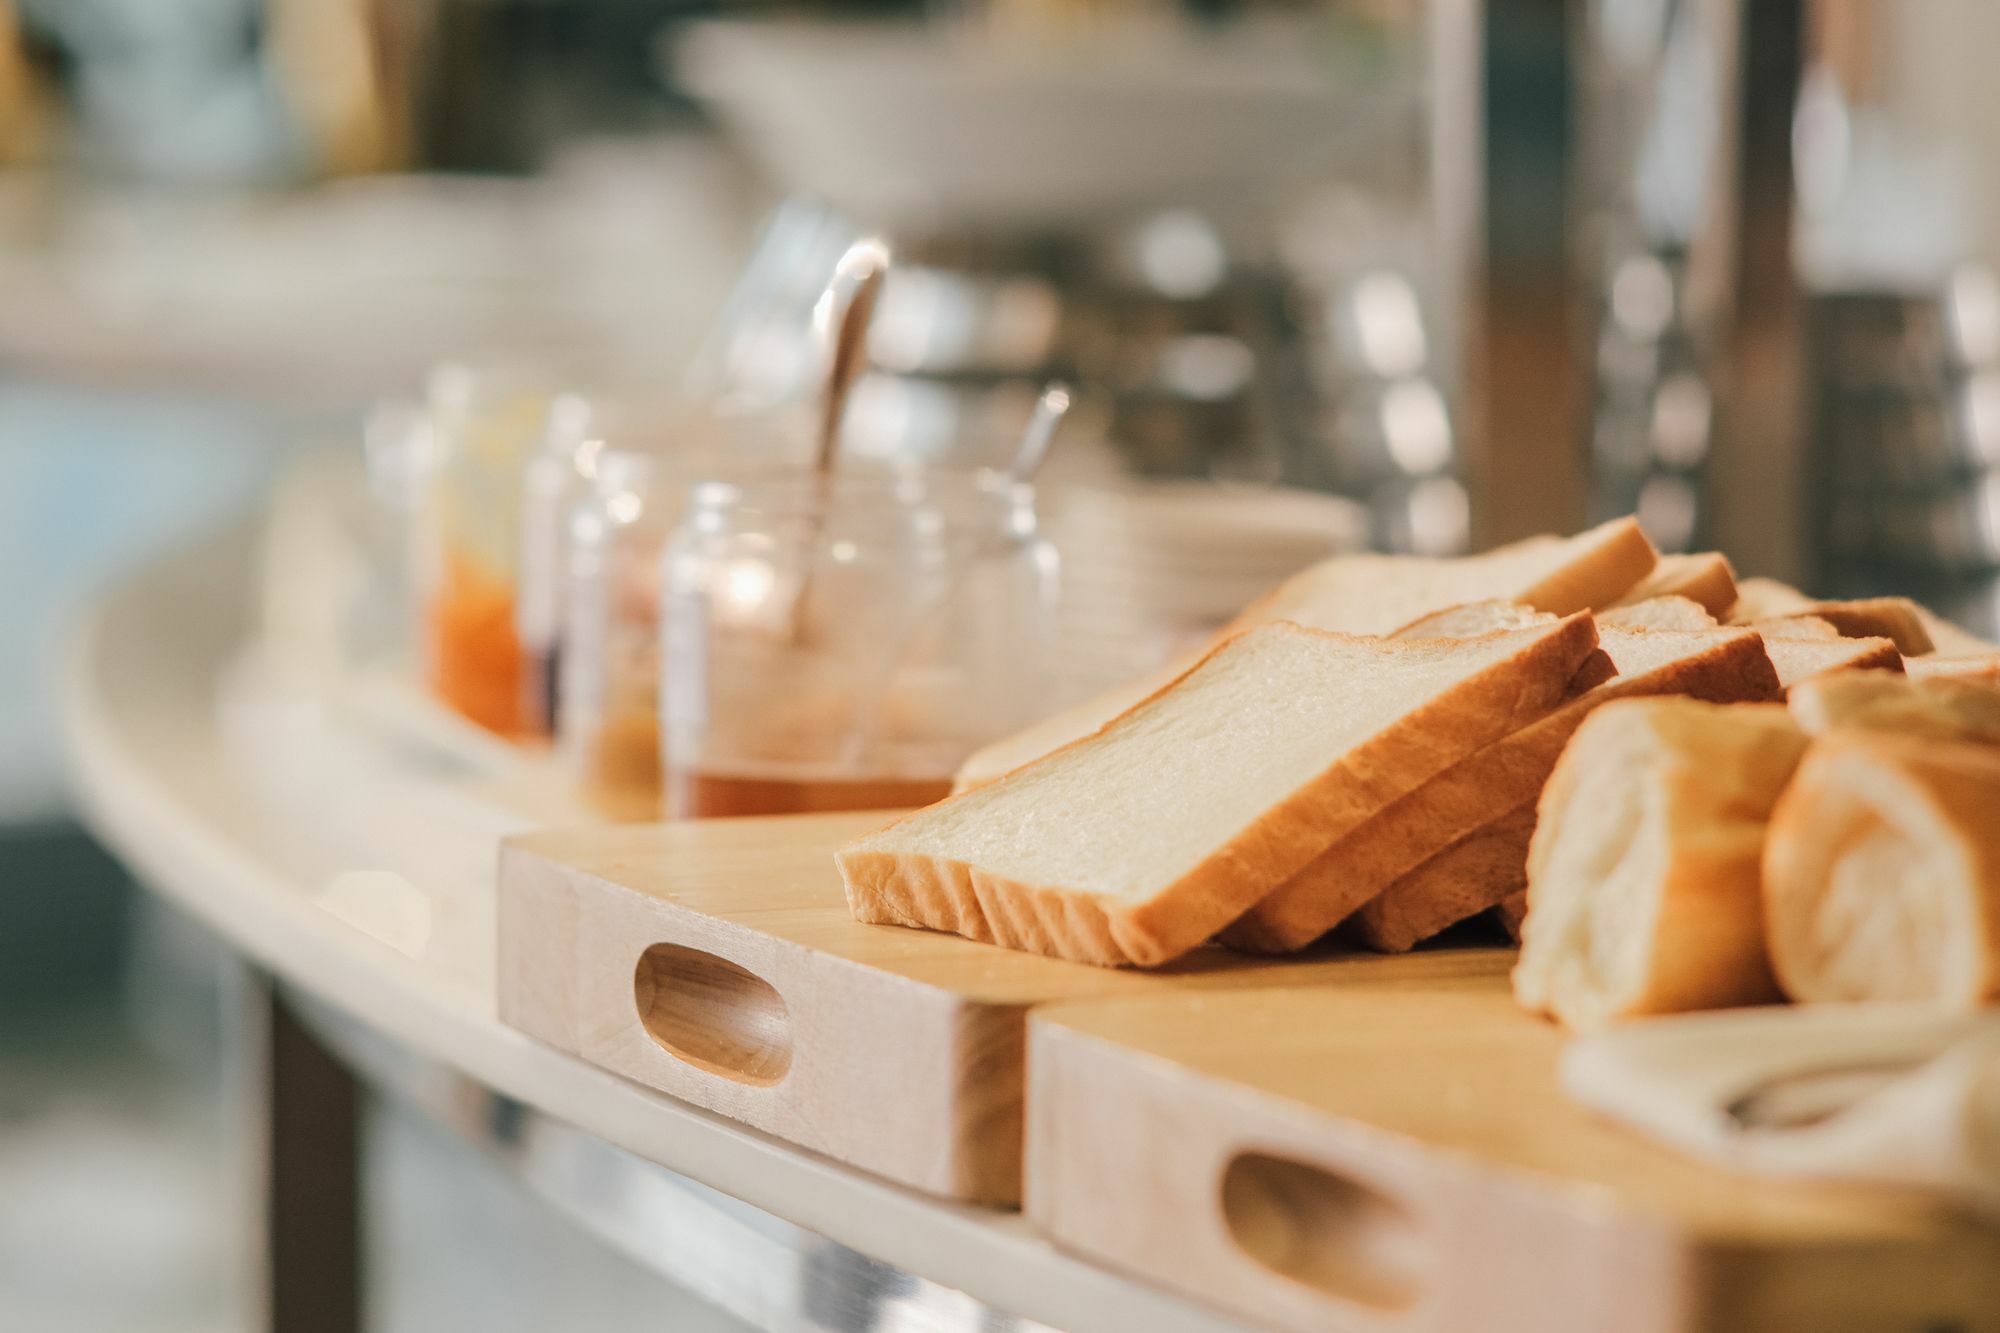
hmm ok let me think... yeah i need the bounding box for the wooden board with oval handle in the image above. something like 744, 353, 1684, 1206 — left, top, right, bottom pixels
1027, 978, 2000, 1333
496, 811, 1510, 1205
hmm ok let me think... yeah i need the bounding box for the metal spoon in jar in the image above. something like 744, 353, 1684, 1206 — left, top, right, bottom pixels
838, 381, 1075, 773
791, 236, 892, 641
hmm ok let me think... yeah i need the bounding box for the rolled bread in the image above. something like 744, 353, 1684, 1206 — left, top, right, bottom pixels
1512, 698, 1808, 1032
1764, 733, 2000, 1007
841, 616, 1601, 967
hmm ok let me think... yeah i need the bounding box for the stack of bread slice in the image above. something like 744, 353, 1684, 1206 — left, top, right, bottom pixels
837, 518, 2000, 970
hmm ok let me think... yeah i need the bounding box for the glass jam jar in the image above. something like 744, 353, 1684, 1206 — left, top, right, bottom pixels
559, 451, 681, 821
659, 468, 1060, 819
412, 363, 557, 736
515, 393, 603, 739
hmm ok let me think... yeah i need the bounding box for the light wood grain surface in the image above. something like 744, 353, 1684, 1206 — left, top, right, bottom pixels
1029, 977, 2000, 1333
499, 816, 1510, 1204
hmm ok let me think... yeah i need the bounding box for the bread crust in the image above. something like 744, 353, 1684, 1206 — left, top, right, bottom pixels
841, 616, 1602, 967
1350, 803, 1538, 953
1608, 552, 1739, 616
1764, 635, 1902, 691
1763, 733, 2000, 1006
1906, 651, 2000, 684
1227, 628, 1780, 954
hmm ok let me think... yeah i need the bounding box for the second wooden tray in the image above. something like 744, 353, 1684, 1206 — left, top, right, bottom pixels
1028, 978, 2000, 1333
497, 811, 1511, 1205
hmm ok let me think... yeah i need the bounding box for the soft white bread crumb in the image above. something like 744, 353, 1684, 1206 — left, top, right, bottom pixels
1597, 595, 1719, 632
1763, 635, 1902, 691
1907, 652, 2000, 685
1765, 733, 2000, 1007
1390, 599, 1556, 638
842, 616, 1601, 967
1512, 698, 1807, 1032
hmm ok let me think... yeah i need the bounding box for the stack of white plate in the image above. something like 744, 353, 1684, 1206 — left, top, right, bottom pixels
1048, 481, 1371, 695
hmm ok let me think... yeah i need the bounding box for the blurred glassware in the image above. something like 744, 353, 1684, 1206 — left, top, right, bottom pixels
559, 451, 680, 822
516, 394, 604, 738
408, 363, 559, 736
1575, 0, 1743, 553
1794, 0, 2000, 637
660, 468, 1059, 819
668, 15, 1420, 236
1046, 480, 1370, 694
673, 9, 1469, 552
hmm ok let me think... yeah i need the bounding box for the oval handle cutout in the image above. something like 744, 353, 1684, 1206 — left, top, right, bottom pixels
633, 944, 793, 1086
1220, 1151, 1429, 1311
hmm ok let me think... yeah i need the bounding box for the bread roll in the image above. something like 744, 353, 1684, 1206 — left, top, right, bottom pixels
1512, 699, 1808, 1031
1764, 733, 2000, 1007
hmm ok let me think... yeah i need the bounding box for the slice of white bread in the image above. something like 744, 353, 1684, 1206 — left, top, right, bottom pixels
1351, 804, 1539, 953
1229, 516, 1656, 638
1764, 733, 2000, 1007
1391, 599, 1556, 637
1908, 652, 2000, 684
1734, 594, 1934, 655
1597, 595, 1719, 631
1728, 576, 1816, 621
1789, 671, 2000, 744
1395, 601, 1618, 694
1754, 614, 1841, 641
841, 616, 1602, 967
951, 519, 1657, 793
1512, 698, 1808, 1032
1764, 634, 1902, 692
1915, 606, 1998, 656
1608, 552, 1738, 616
1229, 627, 1781, 954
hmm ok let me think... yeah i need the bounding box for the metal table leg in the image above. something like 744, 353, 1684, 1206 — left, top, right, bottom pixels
241, 970, 363, 1333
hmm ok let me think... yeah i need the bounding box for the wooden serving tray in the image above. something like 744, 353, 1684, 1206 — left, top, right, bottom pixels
496, 811, 1511, 1205
1028, 979, 2000, 1333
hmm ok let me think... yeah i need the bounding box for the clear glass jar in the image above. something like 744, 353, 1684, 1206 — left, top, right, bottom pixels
412, 363, 557, 735
660, 468, 1060, 819
560, 452, 681, 821
516, 393, 602, 738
